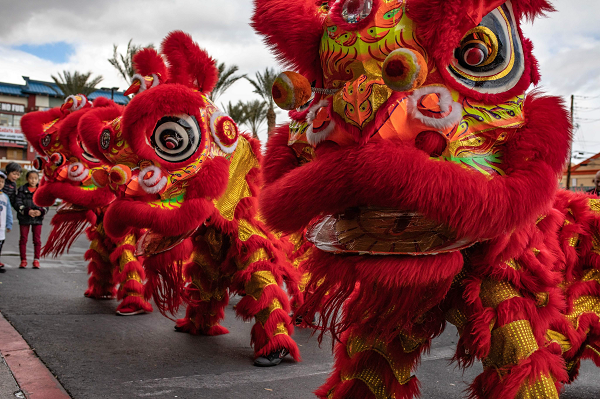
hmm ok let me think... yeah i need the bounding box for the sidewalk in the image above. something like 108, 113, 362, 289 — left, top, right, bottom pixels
0, 312, 70, 399
0, 353, 22, 399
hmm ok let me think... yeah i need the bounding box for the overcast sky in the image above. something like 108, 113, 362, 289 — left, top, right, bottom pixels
1, 0, 599, 161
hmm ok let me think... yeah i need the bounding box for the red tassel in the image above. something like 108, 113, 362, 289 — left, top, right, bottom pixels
42, 210, 93, 257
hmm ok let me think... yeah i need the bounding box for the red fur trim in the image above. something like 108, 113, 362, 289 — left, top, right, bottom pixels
43, 210, 94, 257
133, 48, 168, 80
161, 31, 218, 94
468, 347, 566, 399
252, 325, 301, 361
143, 238, 193, 317
184, 156, 230, 200
298, 250, 463, 344
176, 289, 230, 336
104, 197, 213, 239
260, 94, 570, 240
251, 0, 325, 79
236, 284, 292, 320
109, 244, 136, 266
84, 252, 117, 299
116, 295, 153, 313
20, 107, 65, 155
34, 182, 114, 208
317, 329, 424, 399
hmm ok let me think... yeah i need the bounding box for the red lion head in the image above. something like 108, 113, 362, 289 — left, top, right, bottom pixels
100, 31, 246, 245
20, 95, 116, 210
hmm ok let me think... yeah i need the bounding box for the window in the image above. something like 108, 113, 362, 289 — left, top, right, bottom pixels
0, 113, 11, 126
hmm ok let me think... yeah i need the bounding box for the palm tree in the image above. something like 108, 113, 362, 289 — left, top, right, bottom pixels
224, 101, 248, 125
51, 71, 103, 98
108, 39, 154, 84
210, 61, 246, 102
243, 100, 268, 139
245, 68, 278, 136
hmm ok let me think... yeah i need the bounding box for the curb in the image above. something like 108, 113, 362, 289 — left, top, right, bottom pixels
0, 313, 70, 399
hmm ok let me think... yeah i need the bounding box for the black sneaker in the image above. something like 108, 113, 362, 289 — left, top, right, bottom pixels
253, 348, 289, 367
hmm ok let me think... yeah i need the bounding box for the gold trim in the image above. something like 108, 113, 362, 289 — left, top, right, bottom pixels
484, 320, 538, 368
245, 271, 277, 300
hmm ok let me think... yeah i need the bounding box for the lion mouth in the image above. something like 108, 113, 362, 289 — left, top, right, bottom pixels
306, 207, 477, 255
306, 100, 336, 145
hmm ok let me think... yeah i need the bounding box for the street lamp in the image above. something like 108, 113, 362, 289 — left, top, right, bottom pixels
100, 86, 119, 100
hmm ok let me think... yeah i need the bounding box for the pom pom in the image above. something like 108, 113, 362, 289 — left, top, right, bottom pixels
91, 169, 110, 188
382, 49, 428, 92
272, 71, 312, 110
109, 165, 132, 186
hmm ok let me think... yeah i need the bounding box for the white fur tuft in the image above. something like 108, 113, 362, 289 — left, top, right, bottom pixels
407, 86, 463, 130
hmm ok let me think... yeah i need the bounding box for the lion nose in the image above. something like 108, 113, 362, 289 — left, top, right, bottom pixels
109, 165, 132, 186
382, 48, 428, 93
137, 165, 167, 194
68, 162, 89, 182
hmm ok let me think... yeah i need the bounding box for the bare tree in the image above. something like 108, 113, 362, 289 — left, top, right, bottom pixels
245, 68, 278, 136
51, 71, 103, 98
210, 61, 246, 102
108, 39, 154, 84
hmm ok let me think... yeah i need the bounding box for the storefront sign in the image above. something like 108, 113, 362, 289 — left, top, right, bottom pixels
0, 102, 25, 114
0, 128, 27, 145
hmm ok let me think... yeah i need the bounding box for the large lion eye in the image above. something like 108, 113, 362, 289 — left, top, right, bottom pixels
151, 115, 201, 163
447, 1, 524, 94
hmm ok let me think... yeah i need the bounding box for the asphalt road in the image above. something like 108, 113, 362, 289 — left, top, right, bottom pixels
0, 208, 598, 398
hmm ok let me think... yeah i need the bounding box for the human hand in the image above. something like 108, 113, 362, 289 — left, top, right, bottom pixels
33, 210, 42, 217
7, 229, 10, 233
28, 209, 36, 217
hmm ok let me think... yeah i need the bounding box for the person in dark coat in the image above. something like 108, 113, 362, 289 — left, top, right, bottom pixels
15, 170, 47, 269
3, 162, 21, 208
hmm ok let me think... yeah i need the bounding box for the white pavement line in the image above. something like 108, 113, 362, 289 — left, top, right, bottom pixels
125, 346, 456, 395
125, 362, 334, 393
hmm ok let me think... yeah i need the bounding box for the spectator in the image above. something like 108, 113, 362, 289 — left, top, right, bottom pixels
0, 172, 13, 273
15, 170, 47, 269
3, 162, 22, 208
587, 171, 600, 196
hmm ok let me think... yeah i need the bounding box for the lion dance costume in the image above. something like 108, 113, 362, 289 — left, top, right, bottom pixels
254, 0, 600, 397
20, 96, 152, 315
80, 31, 301, 364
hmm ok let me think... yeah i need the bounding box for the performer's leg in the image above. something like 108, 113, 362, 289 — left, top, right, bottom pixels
318, 328, 424, 399
470, 278, 563, 399
236, 262, 300, 363
176, 249, 230, 336
112, 233, 152, 315
84, 222, 117, 299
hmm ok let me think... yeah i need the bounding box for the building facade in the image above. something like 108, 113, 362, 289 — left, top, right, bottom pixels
561, 153, 600, 192
0, 76, 129, 171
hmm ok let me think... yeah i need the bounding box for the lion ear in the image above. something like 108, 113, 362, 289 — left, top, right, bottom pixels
20, 107, 65, 155
160, 30, 218, 94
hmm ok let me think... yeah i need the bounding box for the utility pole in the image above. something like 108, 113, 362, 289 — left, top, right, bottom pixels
566, 94, 574, 190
